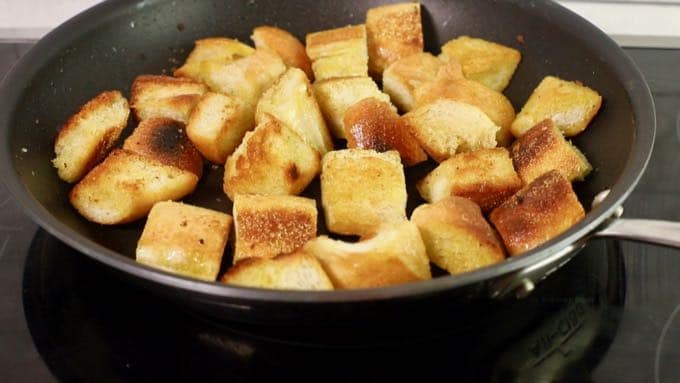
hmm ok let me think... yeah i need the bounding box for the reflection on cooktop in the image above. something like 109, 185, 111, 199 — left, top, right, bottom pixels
23, 230, 624, 382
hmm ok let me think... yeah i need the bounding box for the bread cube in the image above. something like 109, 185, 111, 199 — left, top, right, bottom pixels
221, 252, 333, 290
490, 170, 585, 256
202, 49, 286, 107
382, 52, 446, 112
130, 75, 207, 123
366, 2, 423, 76
411, 196, 505, 274
174, 37, 255, 83
414, 76, 515, 146
511, 76, 602, 137
313, 76, 392, 139
255, 67, 333, 154
403, 99, 499, 162
303, 220, 431, 289
223, 119, 320, 200
53, 90, 130, 183
136, 201, 232, 281
417, 148, 523, 212
439, 36, 521, 92
343, 97, 427, 166
511, 119, 592, 184
233, 194, 317, 263
251, 26, 313, 80
321, 149, 406, 236
123, 117, 203, 177
69, 149, 199, 224
306, 24, 368, 81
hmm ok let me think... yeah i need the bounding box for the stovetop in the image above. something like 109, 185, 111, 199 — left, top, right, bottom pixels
0, 46, 679, 383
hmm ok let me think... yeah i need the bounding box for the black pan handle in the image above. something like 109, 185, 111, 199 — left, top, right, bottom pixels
592, 219, 680, 248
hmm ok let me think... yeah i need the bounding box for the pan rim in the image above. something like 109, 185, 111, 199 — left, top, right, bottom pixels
0, 0, 655, 303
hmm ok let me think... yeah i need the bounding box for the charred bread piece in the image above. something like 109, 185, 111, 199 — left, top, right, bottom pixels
251, 26, 313, 80
411, 196, 505, 274
223, 118, 320, 201
403, 99, 499, 162
174, 38, 255, 83
489, 170, 585, 256
221, 252, 333, 290
365, 2, 423, 77
305, 24, 369, 81
439, 36, 521, 92
202, 49, 286, 108
321, 149, 406, 236
414, 73, 515, 146
233, 194, 317, 264
136, 201, 232, 281
256, 67, 333, 154
69, 149, 199, 224
343, 97, 427, 166
304, 220, 431, 289
417, 148, 523, 213
382, 52, 448, 112
511, 119, 592, 184
52, 90, 130, 183
313, 76, 392, 139
130, 75, 207, 123
123, 117, 203, 178
511, 76, 602, 137
186, 92, 255, 164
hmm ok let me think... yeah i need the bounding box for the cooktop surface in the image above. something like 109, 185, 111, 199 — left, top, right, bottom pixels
0, 46, 679, 383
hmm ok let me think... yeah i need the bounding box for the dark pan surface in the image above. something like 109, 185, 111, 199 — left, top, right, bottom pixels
0, 0, 654, 304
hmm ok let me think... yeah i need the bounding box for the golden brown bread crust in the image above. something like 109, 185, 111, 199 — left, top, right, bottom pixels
489, 170, 585, 256
123, 117, 203, 177
411, 196, 505, 274
305, 25, 368, 81
233, 194, 317, 263
174, 37, 255, 82
511, 119, 592, 184
306, 25, 365, 47
343, 97, 427, 166
130, 75, 206, 123
366, 2, 424, 76
252, 26, 313, 80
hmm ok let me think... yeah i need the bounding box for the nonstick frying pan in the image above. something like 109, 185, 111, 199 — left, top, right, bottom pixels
1, 0, 678, 324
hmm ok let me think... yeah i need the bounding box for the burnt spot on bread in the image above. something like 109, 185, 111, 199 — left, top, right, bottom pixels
286, 163, 300, 182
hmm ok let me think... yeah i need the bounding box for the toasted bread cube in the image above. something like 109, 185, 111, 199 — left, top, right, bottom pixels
382, 52, 448, 112
343, 97, 427, 166
411, 196, 505, 274
490, 170, 585, 256
223, 119, 320, 200
439, 36, 521, 92
418, 148, 523, 212
221, 252, 333, 290
306, 24, 368, 81
255, 68, 333, 154
202, 49, 286, 107
414, 75, 515, 146
52, 91, 130, 183
366, 2, 423, 76
136, 201, 232, 281
511, 76, 602, 137
185, 92, 254, 164
233, 194, 317, 263
304, 221, 430, 289
69, 149, 199, 224
174, 38, 255, 83
123, 117, 203, 177
403, 99, 499, 162
252, 26, 313, 80
130, 75, 207, 123
313, 76, 392, 139
321, 149, 406, 236
511, 119, 592, 184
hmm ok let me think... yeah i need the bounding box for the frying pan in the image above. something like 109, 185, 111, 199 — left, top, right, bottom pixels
1, 0, 678, 325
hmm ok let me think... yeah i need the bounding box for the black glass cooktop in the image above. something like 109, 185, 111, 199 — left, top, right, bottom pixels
1, 46, 679, 383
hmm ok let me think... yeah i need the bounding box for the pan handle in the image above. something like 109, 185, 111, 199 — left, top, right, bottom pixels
592, 219, 680, 248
